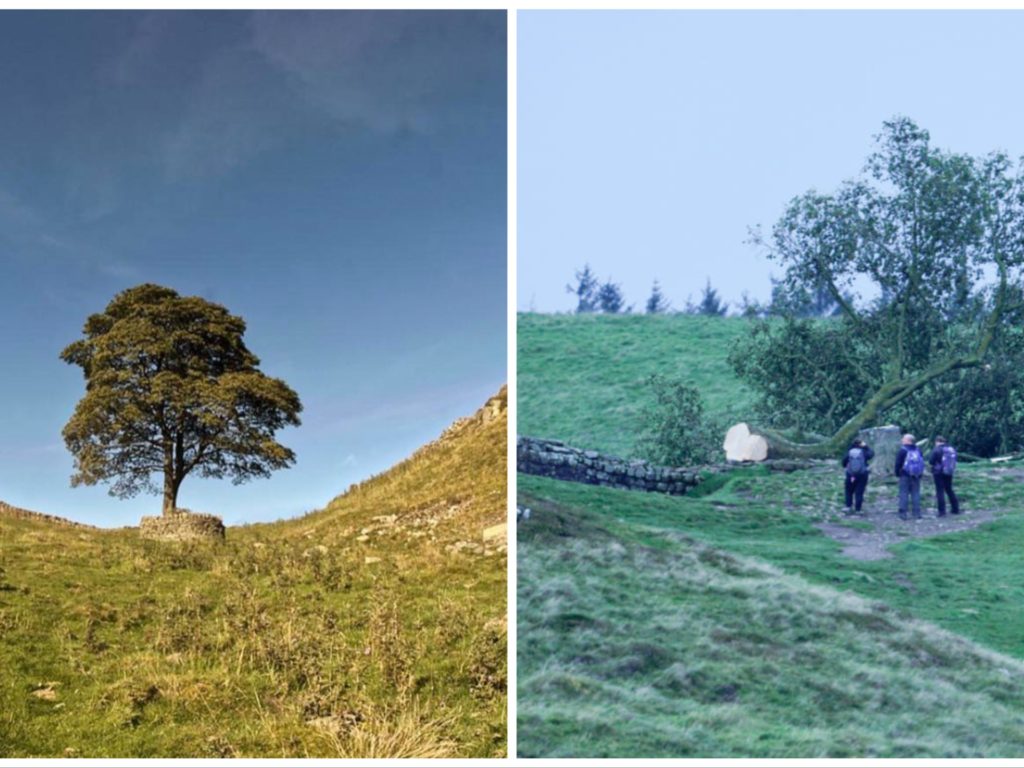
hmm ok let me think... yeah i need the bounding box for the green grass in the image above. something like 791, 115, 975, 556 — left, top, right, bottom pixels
521, 464, 1024, 659
0, 392, 507, 758
518, 470, 1024, 757
517, 313, 754, 456
517, 313, 1024, 756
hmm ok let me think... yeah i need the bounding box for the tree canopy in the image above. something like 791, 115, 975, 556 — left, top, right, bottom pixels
734, 118, 1024, 456
61, 284, 302, 513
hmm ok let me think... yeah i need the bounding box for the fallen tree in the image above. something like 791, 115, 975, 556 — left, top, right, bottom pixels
730, 118, 1024, 460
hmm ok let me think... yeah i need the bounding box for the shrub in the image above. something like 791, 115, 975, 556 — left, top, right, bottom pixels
635, 375, 723, 466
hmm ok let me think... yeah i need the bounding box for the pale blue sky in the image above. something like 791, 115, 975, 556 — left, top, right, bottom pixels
518, 10, 1024, 313
0, 11, 506, 527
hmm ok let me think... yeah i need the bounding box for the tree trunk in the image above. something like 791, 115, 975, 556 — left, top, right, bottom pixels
723, 423, 842, 461
725, 355, 987, 463
162, 472, 179, 515
162, 440, 177, 515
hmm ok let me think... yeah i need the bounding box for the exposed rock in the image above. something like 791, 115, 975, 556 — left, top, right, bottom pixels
482, 523, 507, 542
31, 683, 59, 701
857, 425, 903, 477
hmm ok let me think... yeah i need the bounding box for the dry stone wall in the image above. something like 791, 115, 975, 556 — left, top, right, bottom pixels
139, 509, 225, 542
517, 436, 703, 495
0, 500, 96, 529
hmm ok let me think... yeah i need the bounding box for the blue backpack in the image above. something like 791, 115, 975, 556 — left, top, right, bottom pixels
940, 445, 958, 476
903, 446, 925, 477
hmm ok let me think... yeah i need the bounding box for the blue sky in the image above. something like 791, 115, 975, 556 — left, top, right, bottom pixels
518, 10, 1024, 313
0, 11, 506, 527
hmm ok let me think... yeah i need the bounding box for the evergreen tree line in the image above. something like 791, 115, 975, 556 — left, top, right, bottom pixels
566, 264, 846, 318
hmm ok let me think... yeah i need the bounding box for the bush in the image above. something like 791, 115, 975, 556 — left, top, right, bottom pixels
635, 375, 723, 466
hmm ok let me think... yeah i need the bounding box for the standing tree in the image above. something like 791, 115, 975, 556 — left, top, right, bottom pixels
61, 284, 303, 514
686, 278, 729, 316
597, 279, 627, 313
645, 280, 671, 314
566, 264, 599, 313
728, 118, 1024, 459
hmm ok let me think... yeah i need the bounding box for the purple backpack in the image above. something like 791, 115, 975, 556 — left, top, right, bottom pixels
940, 445, 957, 476
903, 447, 925, 477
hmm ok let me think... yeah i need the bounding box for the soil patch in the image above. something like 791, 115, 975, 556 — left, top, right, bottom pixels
817, 507, 996, 561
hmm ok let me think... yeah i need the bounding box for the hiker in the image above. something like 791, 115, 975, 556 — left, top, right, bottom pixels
930, 436, 960, 516
894, 433, 926, 520
841, 438, 874, 513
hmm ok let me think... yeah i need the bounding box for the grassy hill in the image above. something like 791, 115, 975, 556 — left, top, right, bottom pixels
517, 313, 1024, 757
517, 312, 754, 456
0, 388, 507, 758
518, 476, 1024, 758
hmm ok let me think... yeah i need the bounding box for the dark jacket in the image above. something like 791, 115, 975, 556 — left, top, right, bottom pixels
842, 443, 874, 474
894, 444, 922, 477
930, 445, 953, 475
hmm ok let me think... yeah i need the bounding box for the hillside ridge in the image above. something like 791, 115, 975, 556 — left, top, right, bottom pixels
1, 386, 507, 533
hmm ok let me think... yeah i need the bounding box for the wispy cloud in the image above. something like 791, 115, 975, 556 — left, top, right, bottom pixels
102, 12, 503, 181
0, 185, 140, 283
159, 46, 297, 180
249, 10, 504, 133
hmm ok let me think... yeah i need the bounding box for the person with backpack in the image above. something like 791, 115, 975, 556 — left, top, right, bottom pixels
929, 435, 960, 516
841, 438, 874, 513
894, 433, 925, 520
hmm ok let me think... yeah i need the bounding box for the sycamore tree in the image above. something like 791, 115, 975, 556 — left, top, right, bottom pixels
729, 118, 1024, 459
61, 284, 302, 514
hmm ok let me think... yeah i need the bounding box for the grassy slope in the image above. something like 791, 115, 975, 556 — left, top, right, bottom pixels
517, 313, 1024, 756
0, 390, 506, 758
518, 485, 1024, 758
517, 312, 754, 456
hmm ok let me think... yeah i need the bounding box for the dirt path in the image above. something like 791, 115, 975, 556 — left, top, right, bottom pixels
767, 464, 1003, 561
816, 506, 997, 561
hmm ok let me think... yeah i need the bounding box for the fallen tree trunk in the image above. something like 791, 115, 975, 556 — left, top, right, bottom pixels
723, 423, 847, 461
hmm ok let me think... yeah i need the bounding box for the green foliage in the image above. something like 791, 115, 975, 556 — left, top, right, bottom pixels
686, 278, 729, 316
635, 375, 723, 466
729, 317, 877, 436
60, 284, 302, 512
740, 118, 1024, 450
767, 275, 844, 318
596, 280, 626, 314
645, 280, 670, 314
731, 303, 1024, 456
566, 264, 599, 313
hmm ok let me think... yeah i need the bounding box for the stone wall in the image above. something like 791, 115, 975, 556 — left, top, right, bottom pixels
139, 509, 225, 542
0, 500, 96, 529
517, 436, 703, 495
